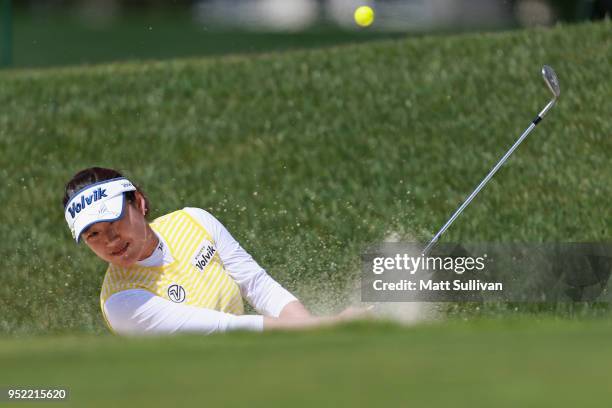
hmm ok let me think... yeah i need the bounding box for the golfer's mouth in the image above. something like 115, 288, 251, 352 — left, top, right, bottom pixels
110, 242, 129, 257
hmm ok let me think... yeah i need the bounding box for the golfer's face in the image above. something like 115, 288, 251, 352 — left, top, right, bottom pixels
81, 202, 149, 267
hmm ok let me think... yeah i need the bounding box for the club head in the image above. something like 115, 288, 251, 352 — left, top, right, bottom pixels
542, 65, 560, 99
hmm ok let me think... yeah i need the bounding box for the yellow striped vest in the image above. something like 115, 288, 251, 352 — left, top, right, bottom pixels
100, 209, 244, 324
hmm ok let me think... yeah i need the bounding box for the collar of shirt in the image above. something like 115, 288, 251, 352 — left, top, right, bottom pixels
136, 231, 174, 267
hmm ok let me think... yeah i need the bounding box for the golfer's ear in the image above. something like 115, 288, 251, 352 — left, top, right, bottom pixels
134, 191, 147, 216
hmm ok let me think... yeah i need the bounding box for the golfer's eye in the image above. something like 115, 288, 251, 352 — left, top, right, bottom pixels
87, 231, 99, 240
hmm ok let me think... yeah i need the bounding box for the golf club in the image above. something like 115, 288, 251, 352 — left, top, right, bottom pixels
422, 65, 561, 256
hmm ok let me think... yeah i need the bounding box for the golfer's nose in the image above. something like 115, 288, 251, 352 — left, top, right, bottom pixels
105, 222, 120, 243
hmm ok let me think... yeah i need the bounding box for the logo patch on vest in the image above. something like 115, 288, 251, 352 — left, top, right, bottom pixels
168, 284, 186, 303
192, 240, 217, 272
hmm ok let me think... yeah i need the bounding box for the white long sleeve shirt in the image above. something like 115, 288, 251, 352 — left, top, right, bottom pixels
103, 207, 298, 335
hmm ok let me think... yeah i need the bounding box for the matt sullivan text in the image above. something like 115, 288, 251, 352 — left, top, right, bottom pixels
372, 279, 503, 291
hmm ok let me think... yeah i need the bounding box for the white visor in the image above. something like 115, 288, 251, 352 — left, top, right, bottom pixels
64, 177, 137, 243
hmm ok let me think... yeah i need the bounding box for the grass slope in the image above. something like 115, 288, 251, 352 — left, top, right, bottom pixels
0, 22, 611, 335
9, 12, 405, 69
2, 320, 612, 407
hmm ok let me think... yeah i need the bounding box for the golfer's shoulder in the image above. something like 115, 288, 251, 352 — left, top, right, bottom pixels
149, 207, 212, 227
151, 207, 223, 239
99, 263, 124, 301
182, 207, 223, 230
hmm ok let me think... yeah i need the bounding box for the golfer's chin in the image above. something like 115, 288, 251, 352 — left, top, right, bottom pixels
105, 245, 139, 267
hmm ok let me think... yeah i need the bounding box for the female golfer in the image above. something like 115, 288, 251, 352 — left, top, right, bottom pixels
64, 167, 365, 335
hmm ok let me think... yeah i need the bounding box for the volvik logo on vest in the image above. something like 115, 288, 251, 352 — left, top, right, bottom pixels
192, 240, 217, 272
167, 284, 186, 303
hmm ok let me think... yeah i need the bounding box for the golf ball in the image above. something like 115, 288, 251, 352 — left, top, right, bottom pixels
354, 6, 374, 27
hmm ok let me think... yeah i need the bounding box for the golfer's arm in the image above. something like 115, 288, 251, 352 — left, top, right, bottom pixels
263, 315, 339, 331
278, 300, 312, 318
104, 289, 263, 336
104, 290, 329, 335
184, 207, 303, 317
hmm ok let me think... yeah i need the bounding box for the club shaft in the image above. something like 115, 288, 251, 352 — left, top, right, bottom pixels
422, 99, 555, 256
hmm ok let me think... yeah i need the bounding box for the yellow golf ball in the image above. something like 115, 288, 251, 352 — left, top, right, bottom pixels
354, 6, 374, 27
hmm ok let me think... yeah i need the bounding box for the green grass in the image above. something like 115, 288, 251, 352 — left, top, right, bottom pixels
7, 12, 405, 68
0, 21, 611, 336
2, 319, 612, 407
